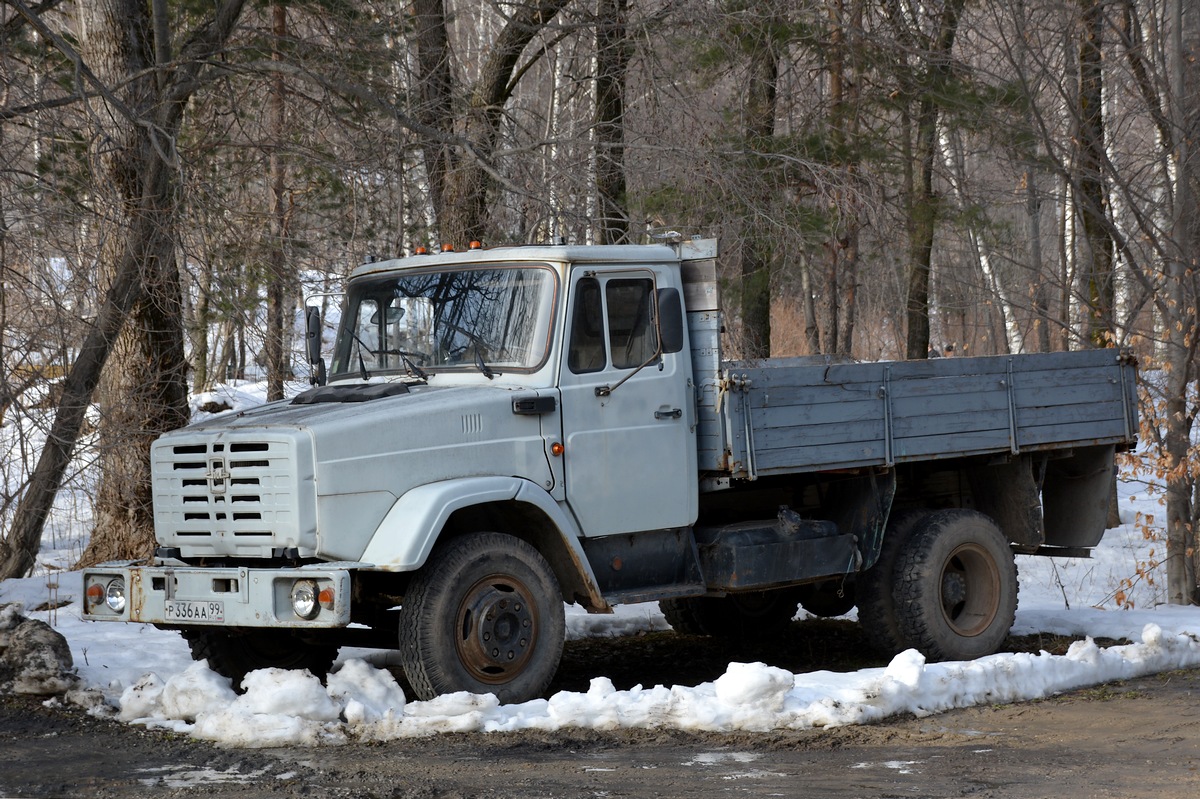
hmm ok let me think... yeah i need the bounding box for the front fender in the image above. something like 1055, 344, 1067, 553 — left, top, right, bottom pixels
360, 476, 523, 570
358, 478, 604, 612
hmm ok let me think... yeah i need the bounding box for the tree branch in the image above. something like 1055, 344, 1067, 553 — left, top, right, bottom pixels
4, 0, 143, 128
0, 0, 65, 38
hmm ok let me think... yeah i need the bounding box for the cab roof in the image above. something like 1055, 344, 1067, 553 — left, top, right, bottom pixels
348, 243, 685, 280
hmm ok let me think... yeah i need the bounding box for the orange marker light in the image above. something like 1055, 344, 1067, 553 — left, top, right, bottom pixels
469, 240, 483, 250
86, 582, 105, 606
414, 246, 427, 255
551, 442, 565, 456
441, 243, 454, 252
318, 587, 336, 609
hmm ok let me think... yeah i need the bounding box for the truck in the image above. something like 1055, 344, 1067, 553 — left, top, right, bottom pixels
82, 239, 1139, 703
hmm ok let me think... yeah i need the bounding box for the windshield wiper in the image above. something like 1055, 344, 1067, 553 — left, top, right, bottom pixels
374, 348, 429, 382
474, 347, 495, 380
396, 352, 429, 382
341, 327, 372, 380
442, 322, 498, 379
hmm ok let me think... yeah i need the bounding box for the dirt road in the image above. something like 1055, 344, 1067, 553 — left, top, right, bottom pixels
3, 625, 1199, 798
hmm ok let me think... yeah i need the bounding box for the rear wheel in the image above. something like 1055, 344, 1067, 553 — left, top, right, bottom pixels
857, 508, 930, 655
183, 630, 337, 691
661, 588, 801, 638
894, 509, 1017, 661
397, 532, 565, 703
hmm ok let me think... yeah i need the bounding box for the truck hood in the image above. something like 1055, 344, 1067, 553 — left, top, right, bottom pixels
181, 381, 557, 493
157, 381, 559, 562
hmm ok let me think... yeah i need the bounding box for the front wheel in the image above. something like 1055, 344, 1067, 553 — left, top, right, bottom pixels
397, 532, 565, 703
182, 630, 337, 691
894, 509, 1018, 662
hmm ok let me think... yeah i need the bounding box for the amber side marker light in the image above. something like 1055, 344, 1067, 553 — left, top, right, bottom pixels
85, 582, 105, 608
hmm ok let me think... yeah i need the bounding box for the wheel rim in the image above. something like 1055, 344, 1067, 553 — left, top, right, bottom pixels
455, 573, 539, 685
938, 543, 1001, 637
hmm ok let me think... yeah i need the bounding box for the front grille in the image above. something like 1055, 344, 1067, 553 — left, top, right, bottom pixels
153, 434, 309, 556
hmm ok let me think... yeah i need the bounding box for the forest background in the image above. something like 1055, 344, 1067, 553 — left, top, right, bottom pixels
0, 0, 1198, 603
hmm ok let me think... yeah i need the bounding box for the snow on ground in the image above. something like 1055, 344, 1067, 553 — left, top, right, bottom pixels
2, 382, 1200, 746
3, 497, 1199, 746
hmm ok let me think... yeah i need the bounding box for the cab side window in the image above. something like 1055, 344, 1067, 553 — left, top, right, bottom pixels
606, 278, 658, 369
568, 275, 659, 374
567, 278, 606, 374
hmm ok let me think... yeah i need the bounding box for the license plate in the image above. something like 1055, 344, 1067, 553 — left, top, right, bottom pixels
164, 600, 224, 623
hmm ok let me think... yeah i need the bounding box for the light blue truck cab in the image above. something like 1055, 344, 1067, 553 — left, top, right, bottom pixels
83, 240, 1138, 703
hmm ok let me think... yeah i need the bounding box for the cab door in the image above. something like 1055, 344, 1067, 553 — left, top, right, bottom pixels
557, 268, 697, 536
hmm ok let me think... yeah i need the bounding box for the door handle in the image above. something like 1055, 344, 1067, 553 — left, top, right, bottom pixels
655, 408, 683, 420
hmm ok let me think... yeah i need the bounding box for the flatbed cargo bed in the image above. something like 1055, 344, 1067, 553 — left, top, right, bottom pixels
710, 349, 1137, 479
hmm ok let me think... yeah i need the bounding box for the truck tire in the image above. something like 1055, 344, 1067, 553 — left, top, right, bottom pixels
397, 532, 565, 703
661, 588, 801, 638
183, 630, 337, 691
857, 509, 930, 655
894, 509, 1018, 662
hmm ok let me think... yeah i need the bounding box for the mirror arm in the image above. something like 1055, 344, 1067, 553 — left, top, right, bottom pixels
594, 344, 664, 397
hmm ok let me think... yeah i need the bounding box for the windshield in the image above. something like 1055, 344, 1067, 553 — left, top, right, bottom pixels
331, 265, 558, 378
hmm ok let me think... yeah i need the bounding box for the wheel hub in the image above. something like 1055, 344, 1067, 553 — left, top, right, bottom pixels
941, 572, 968, 606
456, 578, 538, 683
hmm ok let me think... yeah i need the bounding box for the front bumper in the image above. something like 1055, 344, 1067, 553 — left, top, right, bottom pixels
82, 562, 354, 628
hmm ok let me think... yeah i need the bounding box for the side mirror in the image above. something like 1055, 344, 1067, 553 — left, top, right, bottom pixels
305, 306, 326, 385
657, 287, 684, 354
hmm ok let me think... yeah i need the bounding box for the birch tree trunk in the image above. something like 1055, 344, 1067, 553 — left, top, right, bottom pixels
941, 130, 1024, 353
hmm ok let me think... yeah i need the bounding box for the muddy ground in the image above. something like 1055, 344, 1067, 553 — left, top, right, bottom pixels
3, 621, 1199, 798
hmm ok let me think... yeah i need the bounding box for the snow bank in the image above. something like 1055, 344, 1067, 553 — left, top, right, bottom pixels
99, 621, 1200, 747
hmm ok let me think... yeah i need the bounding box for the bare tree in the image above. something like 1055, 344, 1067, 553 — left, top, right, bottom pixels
594, 0, 629, 244
822, 0, 865, 357
0, 0, 246, 578
884, 0, 968, 360
264, 1, 290, 402
413, 0, 573, 245
1074, 0, 1116, 348
1160, 0, 1200, 603
738, 4, 781, 359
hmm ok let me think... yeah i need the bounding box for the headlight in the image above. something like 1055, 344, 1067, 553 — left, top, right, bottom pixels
290, 579, 320, 620
105, 578, 126, 613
